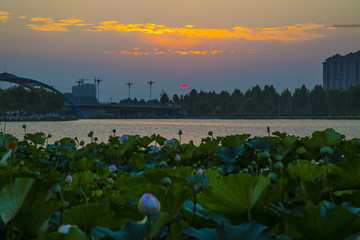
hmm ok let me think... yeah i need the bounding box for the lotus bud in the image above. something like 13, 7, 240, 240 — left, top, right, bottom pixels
120, 135, 129, 143
341, 134, 346, 139
175, 153, 181, 162
296, 146, 307, 155
159, 161, 168, 168
80, 141, 84, 146
268, 172, 279, 183
261, 151, 270, 160
109, 164, 116, 172
274, 155, 282, 162
161, 177, 171, 187
320, 146, 333, 157
109, 135, 113, 139
198, 168, 204, 176
208, 131, 213, 136
47, 133, 52, 138
138, 193, 161, 216
274, 161, 283, 170
65, 175, 72, 184
88, 131, 94, 138
112, 129, 116, 133
190, 140, 194, 145
52, 184, 61, 194
58, 224, 77, 234
22, 124, 26, 129
94, 137, 98, 142
178, 129, 182, 135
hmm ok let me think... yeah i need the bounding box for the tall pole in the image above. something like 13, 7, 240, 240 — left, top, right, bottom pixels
126, 81, 133, 104
94, 77, 102, 103
147, 79, 154, 103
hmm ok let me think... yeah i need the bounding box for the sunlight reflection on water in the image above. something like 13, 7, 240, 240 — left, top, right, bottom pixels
3, 119, 360, 145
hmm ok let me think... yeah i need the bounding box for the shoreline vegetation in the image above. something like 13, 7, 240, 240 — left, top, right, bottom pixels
0, 128, 359, 239
2, 84, 360, 121
1, 115, 360, 121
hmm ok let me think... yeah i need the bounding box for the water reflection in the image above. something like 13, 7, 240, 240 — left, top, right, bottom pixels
3, 119, 360, 145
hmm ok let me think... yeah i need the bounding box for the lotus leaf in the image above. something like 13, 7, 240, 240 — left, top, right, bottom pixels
0, 178, 35, 224
199, 174, 270, 217
182, 221, 275, 240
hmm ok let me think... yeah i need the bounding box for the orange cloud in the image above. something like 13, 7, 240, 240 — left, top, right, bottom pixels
27, 17, 84, 31
0, 11, 10, 22
19, 16, 27, 19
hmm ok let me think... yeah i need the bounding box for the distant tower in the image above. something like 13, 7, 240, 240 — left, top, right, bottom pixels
94, 77, 102, 103
126, 81, 133, 104
147, 79, 155, 102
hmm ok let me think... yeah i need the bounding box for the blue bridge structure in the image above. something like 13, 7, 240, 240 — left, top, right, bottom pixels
0, 72, 183, 119
0, 72, 85, 118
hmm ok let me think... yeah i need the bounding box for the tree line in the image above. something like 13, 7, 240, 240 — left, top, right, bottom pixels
0, 86, 65, 115
160, 84, 360, 116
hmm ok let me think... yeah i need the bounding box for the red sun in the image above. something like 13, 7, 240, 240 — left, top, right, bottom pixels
181, 84, 189, 88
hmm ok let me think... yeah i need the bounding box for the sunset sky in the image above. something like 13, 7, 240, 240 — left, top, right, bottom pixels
1, 0, 359, 102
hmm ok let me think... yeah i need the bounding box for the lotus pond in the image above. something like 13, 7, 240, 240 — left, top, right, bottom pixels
0, 128, 360, 240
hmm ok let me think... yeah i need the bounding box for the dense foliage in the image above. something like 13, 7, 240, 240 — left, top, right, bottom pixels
166, 84, 360, 116
0, 86, 65, 115
0, 128, 360, 239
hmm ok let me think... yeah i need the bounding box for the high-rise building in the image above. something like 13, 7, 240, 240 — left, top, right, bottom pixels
323, 50, 360, 90
72, 83, 96, 98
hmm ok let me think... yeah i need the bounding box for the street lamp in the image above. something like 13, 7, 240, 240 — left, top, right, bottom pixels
94, 77, 102, 103
126, 81, 133, 104
147, 79, 155, 103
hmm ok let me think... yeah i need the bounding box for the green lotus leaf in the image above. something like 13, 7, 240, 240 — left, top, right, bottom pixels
221, 134, 251, 147
286, 160, 327, 183
71, 170, 94, 187
0, 178, 35, 224
14, 199, 61, 237
199, 174, 270, 216
183, 201, 230, 225
59, 138, 76, 147
277, 135, 298, 158
182, 221, 275, 240
155, 183, 193, 215
25, 132, 46, 146
93, 213, 171, 240
302, 132, 325, 150
272, 201, 360, 240
216, 146, 244, 163
37, 227, 88, 240
322, 128, 343, 146
63, 202, 123, 233
328, 160, 360, 191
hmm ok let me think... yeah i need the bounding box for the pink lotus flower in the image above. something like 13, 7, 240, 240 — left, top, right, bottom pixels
138, 193, 161, 216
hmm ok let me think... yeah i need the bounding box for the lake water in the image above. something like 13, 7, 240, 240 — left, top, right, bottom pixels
2, 119, 360, 145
